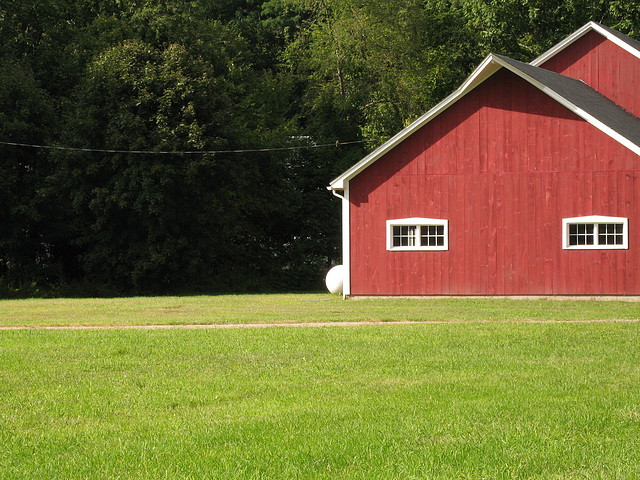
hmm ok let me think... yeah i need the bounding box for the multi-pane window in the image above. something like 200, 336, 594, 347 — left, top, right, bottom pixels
598, 223, 624, 245
387, 218, 448, 251
563, 216, 628, 250
420, 225, 445, 247
392, 225, 418, 247
568, 223, 594, 246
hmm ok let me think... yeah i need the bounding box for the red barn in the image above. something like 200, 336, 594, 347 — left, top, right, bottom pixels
328, 22, 640, 296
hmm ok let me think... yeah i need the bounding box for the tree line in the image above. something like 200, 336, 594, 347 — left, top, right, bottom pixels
1, 0, 639, 296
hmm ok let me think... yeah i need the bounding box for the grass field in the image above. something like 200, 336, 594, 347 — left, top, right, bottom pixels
2, 293, 640, 327
1, 295, 639, 479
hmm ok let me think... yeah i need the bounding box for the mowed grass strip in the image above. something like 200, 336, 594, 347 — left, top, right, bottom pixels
0, 322, 639, 479
1, 294, 640, 327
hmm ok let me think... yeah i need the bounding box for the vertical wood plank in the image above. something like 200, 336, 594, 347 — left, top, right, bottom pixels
347, 39, 640, 295
526, 173, 538, 294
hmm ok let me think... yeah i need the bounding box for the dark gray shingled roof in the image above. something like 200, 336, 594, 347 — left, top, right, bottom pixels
593, 22, 640, 54
495, 54, 640, 149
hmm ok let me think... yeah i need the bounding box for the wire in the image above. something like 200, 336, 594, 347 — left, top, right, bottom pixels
0, 138, 382, 155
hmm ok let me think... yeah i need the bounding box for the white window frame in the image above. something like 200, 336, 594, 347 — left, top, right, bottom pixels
562, 215, 628, 250
386, 218, 449, 251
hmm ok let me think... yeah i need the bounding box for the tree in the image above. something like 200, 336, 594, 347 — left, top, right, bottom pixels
283, 0, 479, 142
459, 0, 640, 59
2, 0, 640, 296
55, 37, 260, 293
0, 60, 55, 292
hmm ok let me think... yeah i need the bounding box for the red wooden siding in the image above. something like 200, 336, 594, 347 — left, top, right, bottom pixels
539, 30, 640, 118
349, 69, 640, 295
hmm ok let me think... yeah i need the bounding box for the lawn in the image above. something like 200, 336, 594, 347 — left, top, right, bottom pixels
0, 295, 639, 479
1, 293, 640, 327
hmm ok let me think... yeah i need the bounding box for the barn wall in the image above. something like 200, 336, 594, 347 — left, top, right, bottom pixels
349, 69, 640, 295
539, 30, 640, 118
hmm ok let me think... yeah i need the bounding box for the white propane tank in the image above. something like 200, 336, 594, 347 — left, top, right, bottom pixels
325, 265, 344, 294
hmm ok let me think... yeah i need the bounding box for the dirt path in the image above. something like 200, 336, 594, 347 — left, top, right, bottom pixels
1, 318, 639, 330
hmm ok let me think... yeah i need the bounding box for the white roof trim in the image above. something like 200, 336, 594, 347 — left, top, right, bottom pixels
491, 56, 640, 157
531, 21, 640, 66
328, 56, 500, 190
329, 23, 640, 190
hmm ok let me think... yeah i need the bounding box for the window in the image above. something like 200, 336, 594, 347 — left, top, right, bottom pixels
562, 216, 628, 250
387, 218, 448, 251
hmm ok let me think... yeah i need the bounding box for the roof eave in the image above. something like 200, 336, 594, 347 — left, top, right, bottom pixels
531, 21, 640, 66
329, 55, 500, 189
329, 22, 640, 190
493, 55, 640, 157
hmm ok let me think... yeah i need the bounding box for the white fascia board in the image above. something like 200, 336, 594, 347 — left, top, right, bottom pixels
592, 23, 640, 60
531, 22, 596, 66
566, 106, 640, 156
328, 55, 500, 190
493, 56, 640, 157
330, 48, 640, 193
531, 21, 640, 66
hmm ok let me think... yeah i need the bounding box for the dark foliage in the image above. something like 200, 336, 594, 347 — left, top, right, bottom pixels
1, 0, 639, 296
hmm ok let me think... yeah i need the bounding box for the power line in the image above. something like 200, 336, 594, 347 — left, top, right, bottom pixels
0, 138, 382, 155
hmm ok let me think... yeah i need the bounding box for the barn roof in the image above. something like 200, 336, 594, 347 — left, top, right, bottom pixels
531, 21, 640, 66
329, 23, 640, 191
495, 54, 640, 149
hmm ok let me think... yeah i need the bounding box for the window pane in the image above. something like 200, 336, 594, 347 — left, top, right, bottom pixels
598, 233, 606, 244
393, 225, 420, 246
569, 223, 594, 246
420, 224, 445, 248
569, 225, 578, 245
598, 223, 624, 245
565, 218, 627, 249
420, 226, 428, 246
392, 226, 401, 246
392, 221, 447, 250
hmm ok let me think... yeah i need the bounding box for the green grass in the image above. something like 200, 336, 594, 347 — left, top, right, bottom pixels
1, 294, 640, 327
1, 295, 639, 478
